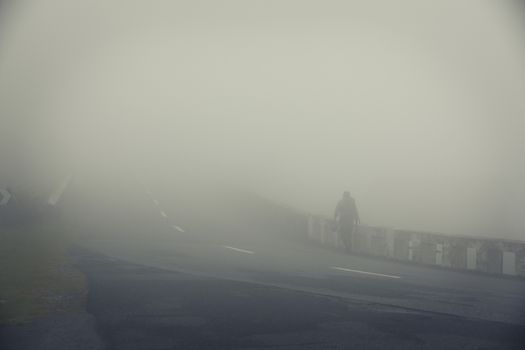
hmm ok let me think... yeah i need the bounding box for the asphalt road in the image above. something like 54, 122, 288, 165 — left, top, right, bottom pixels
65, 187, 525, 349
74, 249, 525, 350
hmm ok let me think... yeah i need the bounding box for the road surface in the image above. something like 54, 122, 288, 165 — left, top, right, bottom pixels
64, 187, 525, 349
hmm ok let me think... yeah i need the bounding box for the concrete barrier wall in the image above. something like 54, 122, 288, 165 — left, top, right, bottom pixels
306, 215, 525, 278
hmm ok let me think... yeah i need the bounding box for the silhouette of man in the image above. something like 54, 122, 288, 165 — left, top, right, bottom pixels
334, 191, 360, 252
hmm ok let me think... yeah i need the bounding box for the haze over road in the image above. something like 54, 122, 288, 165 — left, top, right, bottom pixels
1, 1, 525, 348
2, 0, 525, 240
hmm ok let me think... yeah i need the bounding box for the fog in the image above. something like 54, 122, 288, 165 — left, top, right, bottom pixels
1, 0, 525, 238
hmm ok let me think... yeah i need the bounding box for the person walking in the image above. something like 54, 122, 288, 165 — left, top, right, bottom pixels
334, 191, 360, 252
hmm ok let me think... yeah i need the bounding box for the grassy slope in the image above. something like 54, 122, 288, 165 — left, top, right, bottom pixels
0, 223, 85, 324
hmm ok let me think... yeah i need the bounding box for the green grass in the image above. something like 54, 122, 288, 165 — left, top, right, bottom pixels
0, 222, 85, 324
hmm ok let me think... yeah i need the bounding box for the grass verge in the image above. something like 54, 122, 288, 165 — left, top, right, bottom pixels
0, 222, 85, 324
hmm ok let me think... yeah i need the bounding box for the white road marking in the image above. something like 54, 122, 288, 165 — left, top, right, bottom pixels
153, 199, 160, 206
172, 225, 185, 233
160, 211, 168, 218
48, 174, 72, 206
331, 267, 401, 279
222, 245, 255, 255
0, 189, 12, 206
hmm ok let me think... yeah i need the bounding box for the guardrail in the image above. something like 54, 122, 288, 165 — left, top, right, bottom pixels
307, 215, 525, 278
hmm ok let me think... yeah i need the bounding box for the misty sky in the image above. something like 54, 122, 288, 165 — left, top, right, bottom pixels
1, 1, 524, 238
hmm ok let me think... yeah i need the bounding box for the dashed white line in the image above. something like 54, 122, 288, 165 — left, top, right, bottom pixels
153, 199, 160, 206
222, 245, 255, 255
160, 211, 168, 218
331, 267, 401, 279
172, 225, 185, 233
48, 174, 72, 206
